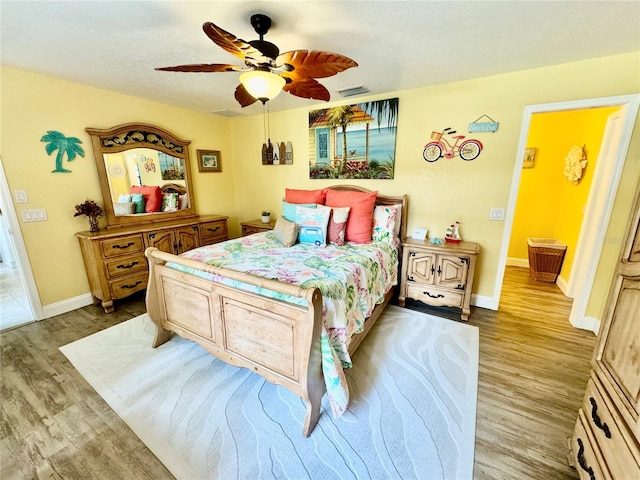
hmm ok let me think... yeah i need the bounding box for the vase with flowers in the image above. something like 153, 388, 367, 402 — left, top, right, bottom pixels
74, 199, 104, 233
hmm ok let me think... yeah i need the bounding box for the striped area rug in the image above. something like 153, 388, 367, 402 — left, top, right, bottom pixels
60, 305, 478, 479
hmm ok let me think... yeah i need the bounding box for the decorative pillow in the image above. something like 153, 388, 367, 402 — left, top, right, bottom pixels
130, 185, 162, 213
130, 193, 145, 213
285, 188, 328, 205
325, 189, 378, 244
295, 206, 331, 246
114, 202, 135, 216
178, 193, 189, 210
391, 203, 403, 236
117, 193, 132, 203
327, 207, 350, 246
282, 200, 316, 222
161, 193, 179, 212
372, 205, 399, 243
273, 216, 299, 247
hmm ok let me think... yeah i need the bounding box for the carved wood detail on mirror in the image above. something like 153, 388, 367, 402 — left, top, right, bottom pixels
85, 123, 197, 229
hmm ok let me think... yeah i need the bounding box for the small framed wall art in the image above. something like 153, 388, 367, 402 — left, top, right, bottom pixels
523, 148, 536, 168
197, 150, 222, 172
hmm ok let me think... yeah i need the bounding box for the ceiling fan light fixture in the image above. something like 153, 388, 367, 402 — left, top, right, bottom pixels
239, 70, 285, 103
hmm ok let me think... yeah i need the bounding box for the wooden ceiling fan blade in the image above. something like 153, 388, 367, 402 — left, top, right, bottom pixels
234, 83, 259, 107
283, 77, 330, 102
203, 22, 268, 63
276, 50, 358, 79
155, 63, 243, 73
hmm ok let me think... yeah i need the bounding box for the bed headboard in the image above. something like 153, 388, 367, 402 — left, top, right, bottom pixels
326, 185, 408, 242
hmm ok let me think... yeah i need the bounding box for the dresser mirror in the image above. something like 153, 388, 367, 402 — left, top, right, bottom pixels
86, 123, 197, 228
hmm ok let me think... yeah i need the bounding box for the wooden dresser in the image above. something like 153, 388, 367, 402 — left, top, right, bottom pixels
568, 187, 640, 479
398, 238, 479, 321
76, 215, 228, 313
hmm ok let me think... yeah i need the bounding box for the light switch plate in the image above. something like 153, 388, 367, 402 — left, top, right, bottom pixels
489, 208, 505, 221
15, 190, 28, 203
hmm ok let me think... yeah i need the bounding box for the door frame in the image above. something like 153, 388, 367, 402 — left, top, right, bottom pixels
0, 156, 43, 321
492, 94, 640, 331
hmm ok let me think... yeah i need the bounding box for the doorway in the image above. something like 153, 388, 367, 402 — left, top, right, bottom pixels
0, 156, 42, 330
493, 94, 640, 333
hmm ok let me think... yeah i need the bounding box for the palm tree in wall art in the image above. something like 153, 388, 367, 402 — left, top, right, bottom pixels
41, 130, 85, 173
308, 98, 398, 179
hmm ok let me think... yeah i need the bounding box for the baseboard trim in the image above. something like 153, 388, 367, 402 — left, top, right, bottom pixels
507, 257, 529, 268
570, 315, 601, 335
42, 293, 94, 319
472, 294, 496, 311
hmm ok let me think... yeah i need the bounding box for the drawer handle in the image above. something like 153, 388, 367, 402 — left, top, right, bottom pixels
112, 242, 135, 249
431, 265, 435, 275
121, 281, 142, 290
576, 438, 596, 480
207, 226, 220, 232
437, 266, 442, 276
424, 291, 444, 299
117, 261, 139, 270
589, 397, 611, 438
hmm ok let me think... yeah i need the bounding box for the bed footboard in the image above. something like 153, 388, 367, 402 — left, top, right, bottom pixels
145, 247, 324, 436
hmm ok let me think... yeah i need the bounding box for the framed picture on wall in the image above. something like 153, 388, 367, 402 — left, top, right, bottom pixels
197, 150, 222, 172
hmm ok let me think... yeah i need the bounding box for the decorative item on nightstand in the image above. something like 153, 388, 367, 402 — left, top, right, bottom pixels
261, 211, 271, 223
445, 221, 462, 243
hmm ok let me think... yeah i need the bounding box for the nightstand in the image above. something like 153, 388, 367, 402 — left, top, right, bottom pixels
399, 238, 479, 321
241, 218, 276, 236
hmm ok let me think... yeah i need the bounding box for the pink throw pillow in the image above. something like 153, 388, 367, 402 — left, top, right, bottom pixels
285, 188, 328, 205
130, 185, 162, 213
325, 189, 378, 244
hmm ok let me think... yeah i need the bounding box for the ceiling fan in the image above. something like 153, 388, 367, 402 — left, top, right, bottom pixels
156, 14, 358, 107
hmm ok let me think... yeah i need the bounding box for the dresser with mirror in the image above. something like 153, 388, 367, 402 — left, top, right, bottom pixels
76, 123, 228, 312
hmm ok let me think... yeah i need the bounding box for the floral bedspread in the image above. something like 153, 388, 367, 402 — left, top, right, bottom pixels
169, 231, 399, 417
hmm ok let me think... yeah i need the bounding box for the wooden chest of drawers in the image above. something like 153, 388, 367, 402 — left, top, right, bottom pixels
77, 215, 228, 312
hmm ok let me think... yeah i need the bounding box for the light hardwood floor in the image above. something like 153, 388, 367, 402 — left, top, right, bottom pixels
1, 266, 595, 479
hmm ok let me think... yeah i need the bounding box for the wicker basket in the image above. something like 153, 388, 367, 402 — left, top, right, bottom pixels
527, 238, 567, 283
430, 131, 442, 141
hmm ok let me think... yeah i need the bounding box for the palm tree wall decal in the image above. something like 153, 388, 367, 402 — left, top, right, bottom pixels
41, 130, 85, 173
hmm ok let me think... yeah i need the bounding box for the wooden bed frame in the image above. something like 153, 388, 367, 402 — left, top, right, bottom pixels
145, 186, 408, 436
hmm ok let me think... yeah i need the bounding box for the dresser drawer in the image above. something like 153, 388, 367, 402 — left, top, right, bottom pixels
105, 254, 148, 279
572, 411, 611, 480
582, 378, 640, 478
406, 284, 463, 308
100, 235, 144, 258
199, 220, 228, 245
109, 272, 148, 299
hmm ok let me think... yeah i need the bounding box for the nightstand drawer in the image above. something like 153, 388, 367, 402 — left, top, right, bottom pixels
110, 273, 148, 299
100, 235, 144, 258
406, 284, 463, 308
199, 220, 228, 245
105, 254, 148, 278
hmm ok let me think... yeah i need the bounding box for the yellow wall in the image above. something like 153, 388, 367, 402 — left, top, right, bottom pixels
1, 51, 639, 323
508, 107, 619, 281
228, 52, 640, 310
0, 66, 237, 305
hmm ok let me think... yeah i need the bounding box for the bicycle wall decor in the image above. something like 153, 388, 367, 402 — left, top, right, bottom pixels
423, 127, 483, 162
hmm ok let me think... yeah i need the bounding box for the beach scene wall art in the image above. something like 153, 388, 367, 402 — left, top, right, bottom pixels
308, 98, 398, 179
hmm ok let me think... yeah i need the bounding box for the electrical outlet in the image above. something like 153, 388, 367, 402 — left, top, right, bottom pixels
489, 208, 505, 221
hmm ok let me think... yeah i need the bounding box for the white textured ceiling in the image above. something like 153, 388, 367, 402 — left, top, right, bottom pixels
1, 1, 638, 116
